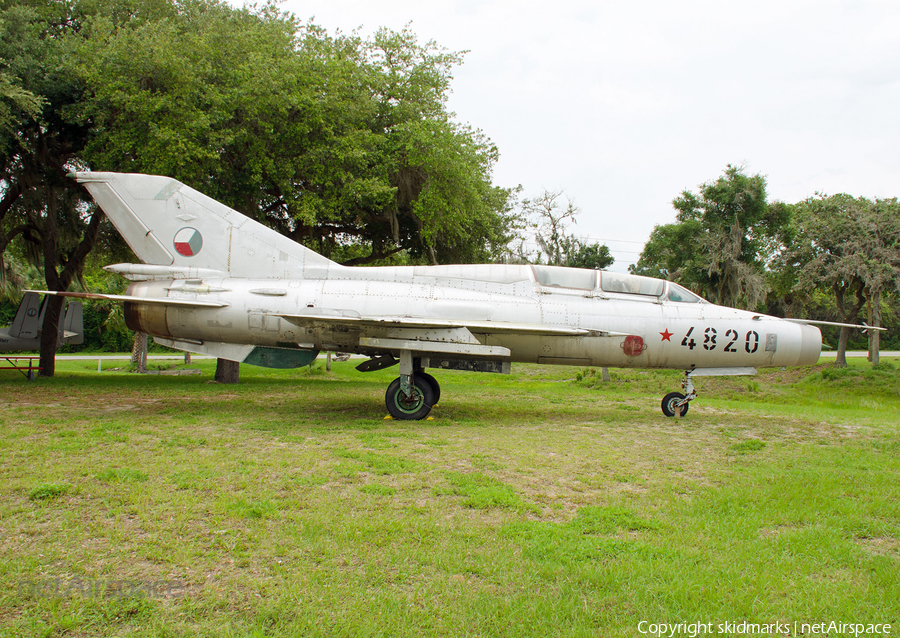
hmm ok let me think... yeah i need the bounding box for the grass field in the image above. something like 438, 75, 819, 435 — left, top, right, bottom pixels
1, 357, 898, 637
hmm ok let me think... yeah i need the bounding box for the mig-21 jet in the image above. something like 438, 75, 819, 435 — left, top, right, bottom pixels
37, 172, 880, 419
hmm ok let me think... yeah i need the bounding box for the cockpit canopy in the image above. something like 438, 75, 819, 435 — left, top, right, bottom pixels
531, 265, 597, 290
530, 265, 705, 303
598, 271, 664, 296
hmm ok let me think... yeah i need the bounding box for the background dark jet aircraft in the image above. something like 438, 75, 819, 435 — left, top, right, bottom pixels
0, 292, 83, 352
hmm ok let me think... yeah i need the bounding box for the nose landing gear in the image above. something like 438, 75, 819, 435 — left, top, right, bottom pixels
660, 366, 759, 417
661, 372, 697, 417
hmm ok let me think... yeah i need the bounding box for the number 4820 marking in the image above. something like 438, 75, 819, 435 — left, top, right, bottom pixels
681, 327, 758, 354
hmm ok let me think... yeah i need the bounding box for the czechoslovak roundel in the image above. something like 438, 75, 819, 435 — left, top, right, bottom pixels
174, 228, 203, 257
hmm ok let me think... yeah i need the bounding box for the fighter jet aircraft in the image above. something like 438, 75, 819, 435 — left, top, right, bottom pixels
1, 292, 83, 352
37, 172, 878, 419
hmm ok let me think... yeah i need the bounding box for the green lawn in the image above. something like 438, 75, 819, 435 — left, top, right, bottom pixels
1, 358, 898, 637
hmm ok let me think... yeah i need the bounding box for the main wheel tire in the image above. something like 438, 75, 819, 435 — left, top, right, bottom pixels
661, 392, 689, 417
416, 372, 441, 405
385, 376, 435, 420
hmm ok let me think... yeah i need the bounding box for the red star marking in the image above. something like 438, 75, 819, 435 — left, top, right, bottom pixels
660, 329, 673, 342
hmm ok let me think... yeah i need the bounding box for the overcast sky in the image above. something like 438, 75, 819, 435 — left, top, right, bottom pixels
277, 0, 900, 269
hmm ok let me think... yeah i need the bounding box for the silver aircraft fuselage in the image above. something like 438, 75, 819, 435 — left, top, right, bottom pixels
121, 264, 821, 371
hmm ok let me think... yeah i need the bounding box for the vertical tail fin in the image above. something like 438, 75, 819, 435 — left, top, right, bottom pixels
60, 301, 83, 345
70, 172, 338, 279
8, 292, 42, 339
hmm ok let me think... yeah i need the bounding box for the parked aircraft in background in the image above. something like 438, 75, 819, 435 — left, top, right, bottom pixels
0, 292, 83, 352
37, 172, 881, 419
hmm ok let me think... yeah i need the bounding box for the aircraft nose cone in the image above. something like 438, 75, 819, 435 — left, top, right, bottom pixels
798, 324, 822, 365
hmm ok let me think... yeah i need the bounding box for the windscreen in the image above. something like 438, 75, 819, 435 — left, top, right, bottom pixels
665, 283, 704, 303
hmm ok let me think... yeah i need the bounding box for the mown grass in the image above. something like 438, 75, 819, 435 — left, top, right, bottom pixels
1, 357, 898, 637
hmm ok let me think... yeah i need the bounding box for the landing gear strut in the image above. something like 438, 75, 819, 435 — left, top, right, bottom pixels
661, 371, 697, 417
384, 351, 440, 420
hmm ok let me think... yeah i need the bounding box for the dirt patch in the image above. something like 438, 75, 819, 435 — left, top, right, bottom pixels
856, 536, 900, 558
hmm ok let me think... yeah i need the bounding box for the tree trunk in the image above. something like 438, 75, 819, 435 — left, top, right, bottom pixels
835, 327, 851, 368
38, 295, 65, 377
33, 180, 104, 378
832, 280, 865, 368
215, 358, 240, 383
131, 332, 148, 373
868, 290, 881, 367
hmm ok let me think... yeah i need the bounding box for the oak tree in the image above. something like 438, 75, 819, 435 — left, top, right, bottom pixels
633, 165, 786, 310
790, 194, 900, 366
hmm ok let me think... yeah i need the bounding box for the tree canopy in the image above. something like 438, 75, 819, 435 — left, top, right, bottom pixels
68, 1, 514, 265
632, 165, 788, 310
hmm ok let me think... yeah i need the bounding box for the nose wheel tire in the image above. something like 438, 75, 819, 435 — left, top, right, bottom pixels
386, 376, 435, 420
661, 391, 690, 417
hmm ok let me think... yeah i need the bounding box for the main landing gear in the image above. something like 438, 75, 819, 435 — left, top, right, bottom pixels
384, 351, 440, 420
661, 371, 697, 417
